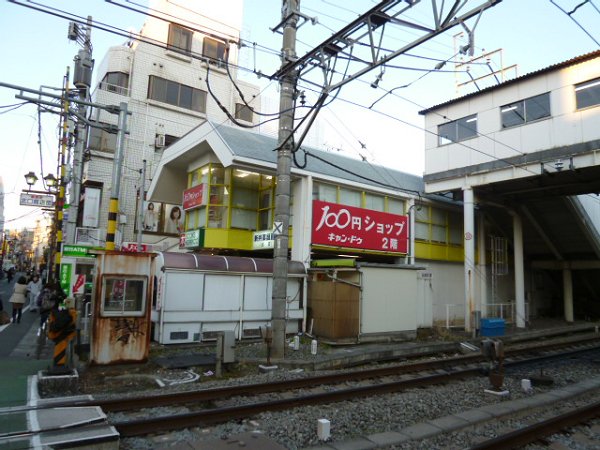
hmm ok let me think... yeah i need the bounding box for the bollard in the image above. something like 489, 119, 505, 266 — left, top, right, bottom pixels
311, 339, 318, 355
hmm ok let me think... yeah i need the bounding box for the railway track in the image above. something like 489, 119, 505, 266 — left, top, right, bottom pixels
470, 399, 600, 449
3, 334, 600, 445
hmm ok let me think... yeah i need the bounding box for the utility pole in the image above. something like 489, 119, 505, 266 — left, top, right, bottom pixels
271, 0, 300, 359
105, 102, 129, 251
66, 17, 94, 245
54, 68, 70, 281
136, 159, 146, 250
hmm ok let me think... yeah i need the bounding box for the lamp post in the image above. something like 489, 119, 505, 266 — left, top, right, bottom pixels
23, 171, 59, 281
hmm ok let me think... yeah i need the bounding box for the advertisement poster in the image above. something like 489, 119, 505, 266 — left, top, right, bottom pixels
312, 200, 409, 253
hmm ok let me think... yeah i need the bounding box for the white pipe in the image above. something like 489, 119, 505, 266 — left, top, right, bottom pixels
463, 187, 475, 332
513, 213, 526, 328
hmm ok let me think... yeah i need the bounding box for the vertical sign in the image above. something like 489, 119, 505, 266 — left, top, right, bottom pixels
60, 263, 72, 296
82, 187, 101, 228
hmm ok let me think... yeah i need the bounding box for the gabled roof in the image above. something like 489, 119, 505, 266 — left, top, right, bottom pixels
419, 49, 600, 115
212, 122, 424, 195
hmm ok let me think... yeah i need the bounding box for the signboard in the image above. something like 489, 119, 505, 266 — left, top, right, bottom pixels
73, 274, 85, 294
62, 244, 95, 258
183, 184, 204, 210
82, 187, 101, 227
121, 242, 151, 252
312, 200, 409, 253
252, 230, 275, 249
184, 228, 204, 248
60, 263, 72, 296
19, 192, 54, 207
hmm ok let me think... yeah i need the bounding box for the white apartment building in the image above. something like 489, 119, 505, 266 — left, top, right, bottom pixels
80, 0, 260, 250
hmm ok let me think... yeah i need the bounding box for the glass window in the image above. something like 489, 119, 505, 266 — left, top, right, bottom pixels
235, 103, 253, 122
365, 193, 384, 211
501, 93, 550, 128
575, 78, 600, 109
148, 76, 206, 113
339, 188, 360, 207
438, 114, 477, 145
168, 23, 193, 55
100, 72, 129, 94
387, 198, 405, 215
203, 37, 227, 65
316, 184, 337, 203
102, 277, 146, 315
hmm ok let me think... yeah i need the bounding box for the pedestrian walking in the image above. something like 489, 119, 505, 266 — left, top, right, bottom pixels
27, 274, 42, 312
9, 276, 28, 324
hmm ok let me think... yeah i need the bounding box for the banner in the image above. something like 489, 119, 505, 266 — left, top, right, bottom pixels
312, 200, 408, 253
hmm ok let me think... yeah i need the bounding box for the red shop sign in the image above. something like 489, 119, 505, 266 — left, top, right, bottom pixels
312, 200, 408, 253
183, 184, 204, 210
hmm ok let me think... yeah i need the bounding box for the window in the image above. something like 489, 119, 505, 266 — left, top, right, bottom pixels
415, 205, 463, 245
102, 277, 146, 316
501, 93, 550, 128
235, 103, 253, 122
575, 77, 600, 109
148, 76, 206, 113
168, 23, 193, 55
438, 114, 477, 145
100, 72, 129, 95
88, 120, 117, 153
203, 37, 226, 65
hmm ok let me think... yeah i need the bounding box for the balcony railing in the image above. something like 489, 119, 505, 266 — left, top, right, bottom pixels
97, 82, 130, 97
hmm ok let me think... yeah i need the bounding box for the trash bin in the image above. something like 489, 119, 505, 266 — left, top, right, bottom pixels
480, 318, 505, 337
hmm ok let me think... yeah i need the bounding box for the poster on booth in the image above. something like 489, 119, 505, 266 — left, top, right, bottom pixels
73, 274, 86, 294
312, 200, 409, 253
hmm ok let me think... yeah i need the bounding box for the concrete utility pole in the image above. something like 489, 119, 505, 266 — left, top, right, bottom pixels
54, 68, 70, 281
271, 0, 300, 359
66, 16, 94, 245
136, 159, 146, 250
105, 102, 129, 251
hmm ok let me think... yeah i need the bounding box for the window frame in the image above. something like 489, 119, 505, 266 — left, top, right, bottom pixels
100, 275, 147, 317
148, 75, 207, 113
235, 103, 253, 122
438, 114, 477, 146
202, 37, 227, 66
575, 77, 600, 110
167, 23, 193, 55
88, 120, 117, 154
501, 92, 551, 129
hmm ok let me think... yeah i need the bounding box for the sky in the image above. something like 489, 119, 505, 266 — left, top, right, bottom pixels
1, 0, 599, 232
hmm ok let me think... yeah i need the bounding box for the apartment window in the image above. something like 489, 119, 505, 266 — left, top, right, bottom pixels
438, 114, 477, 145
148, 76, 206, 113
88, 121, 117, 153
235, 103, 253, 122
501, 93, 550, 128
100, 72, 129, 95
575, 77, 600, 109
415, 205, 462, 245
168, 23, 193, 55
203, 37, 226, 65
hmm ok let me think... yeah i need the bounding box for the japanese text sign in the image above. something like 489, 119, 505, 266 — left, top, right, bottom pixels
312, 200, 408, 253
182, 184, 204, 211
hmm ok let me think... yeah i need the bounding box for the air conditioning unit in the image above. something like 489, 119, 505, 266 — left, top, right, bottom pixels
155, 134, 165, 148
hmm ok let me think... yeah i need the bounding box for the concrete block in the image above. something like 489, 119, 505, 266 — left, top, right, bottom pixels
427, 414, 470, 432
37, 369, 79, 397
329, 437, 377, 450
367, 431, 411, 446
453, 408, 494, 424
399, 422, 442, 439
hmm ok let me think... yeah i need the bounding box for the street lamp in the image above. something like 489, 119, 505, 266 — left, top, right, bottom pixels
43, 173, 58, 189
24, 171, 38, 189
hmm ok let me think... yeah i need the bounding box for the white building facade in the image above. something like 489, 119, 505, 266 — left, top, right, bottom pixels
80, 0, 261, 250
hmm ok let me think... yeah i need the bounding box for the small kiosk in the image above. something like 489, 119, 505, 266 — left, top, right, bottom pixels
89, 250, 156, 365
